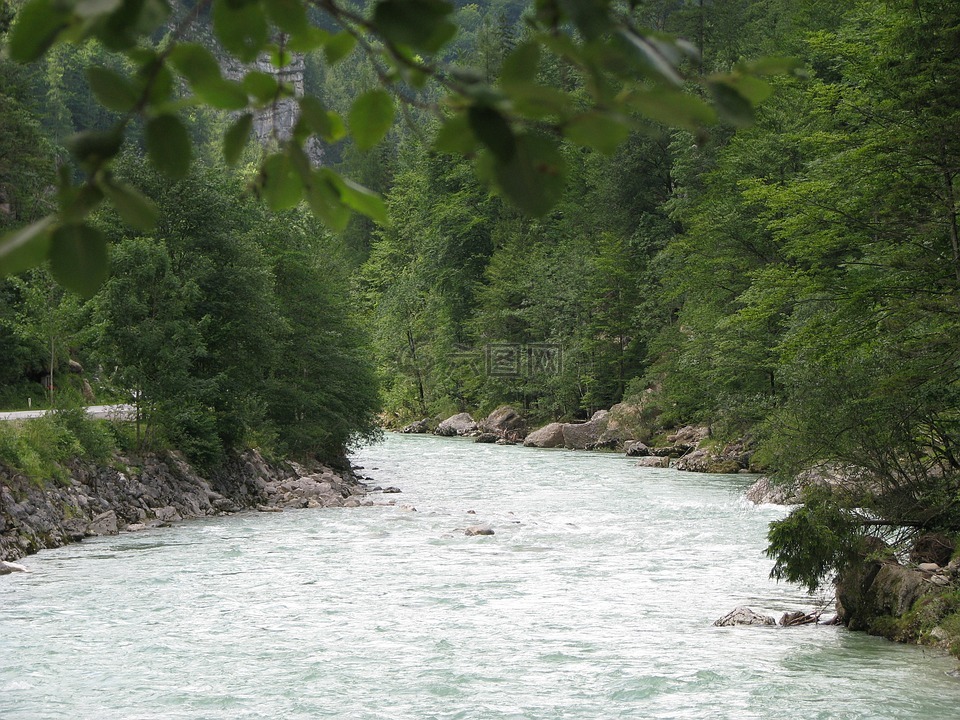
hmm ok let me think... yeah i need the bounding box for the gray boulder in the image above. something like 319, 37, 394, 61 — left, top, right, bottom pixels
714, 606, 777, 627
635, 456, 670, 468
481, 405, 527, 441
0, 560, 28, 574
465, 525, 495, 536
87, 510, 118, 536
435, 412, 478, 437
523, 422, 565, 448
624, 441, 650, 457
474, 433, 499, 443
562, 410, 609, 450
400, 418, 431, 434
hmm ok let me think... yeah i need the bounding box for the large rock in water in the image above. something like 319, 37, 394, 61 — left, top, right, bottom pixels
435, 413, 478, 437
714, 606, 777, 627
481, 405, 527, 441
400, 418, 431, 434
523, 422, 565, 448
562, 410, 609, 450
86, 510, 118, 536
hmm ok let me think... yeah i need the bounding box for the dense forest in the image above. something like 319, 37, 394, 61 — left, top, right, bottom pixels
1, 0, 959, 592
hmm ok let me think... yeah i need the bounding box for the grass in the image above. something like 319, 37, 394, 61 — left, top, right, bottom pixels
0, 410, 120, 484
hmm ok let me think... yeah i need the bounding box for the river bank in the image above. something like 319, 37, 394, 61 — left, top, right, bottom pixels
0, 449, 383, 563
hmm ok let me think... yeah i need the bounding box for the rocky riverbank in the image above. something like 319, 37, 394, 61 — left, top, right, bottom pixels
399, 404, 760, 474
0, 449, 384, 563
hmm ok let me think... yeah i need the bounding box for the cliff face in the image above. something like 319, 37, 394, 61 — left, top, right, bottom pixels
222, 53, 325, 165
0, 450, 371, 562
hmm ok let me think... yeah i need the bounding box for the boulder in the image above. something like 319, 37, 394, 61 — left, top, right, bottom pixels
597, 401, 649, 446
0, 560, 28, 574
523, 422, 565, 448
624, 441, 650, 457
674, 447, 742, 474
475, 433, 499, 443
636, 456, 670, 468
400, 418, 431, 434
714, 606, 776, 627
435, 412, 478, 437
465, 525, 495, 536
481, 405, 527, 441
86, 510, 118, 536
562, 410, 609, 450
744, 476, 800, 505
780, 610, 818, 626
837, 562, 933, 631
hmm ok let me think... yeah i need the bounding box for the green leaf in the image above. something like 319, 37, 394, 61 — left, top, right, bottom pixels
624, 88, 717, 129
86, 66, 139, 112
0, 217, 54, 277
563, 112, 630, 154
195, 79, 249, 110
145, 114, 192, 180
500, 42, 540, 87
261, 153, 303, 211
212, 0, 269, 62
242, 71, 279, 104
616, 28, 683, 86
373, 0, 456, 54
559, 0, 611, 40
307, 170, 351, 231
299, 97, 347, 142
100, 179, 159, 230
8, 0, 69, 62
335, 177, 388, 224
491, 133, 566, 217
263, 0, 308, 34
288, 26, 330, 53
223, 113, 254, 165
323, 31, 357, 64
433, 113, 477, 155
66, 130, 124, 172
739, 56, 805, 77
708, 81, 755, 126
468, 105, 515, 161
49, 224, 109, 298
349, 90, 395, 151
169, 43, 222, 85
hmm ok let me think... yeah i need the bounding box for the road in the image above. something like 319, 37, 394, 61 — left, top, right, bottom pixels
0, 404, 136, 421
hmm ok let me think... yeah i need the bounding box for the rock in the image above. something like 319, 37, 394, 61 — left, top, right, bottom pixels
257, 505, 284, 512
918, 563, 941, 573
744, 476, 800, 505
838, 563, 933, 631
635, 456, 670, 468
674, 447, 742, 474
624, 441, 650, 457
475, 433, 499, 443
523, 422, 565, 448
562, 410, 609, 450
714, 606, 776, 627
480, 405, 527, 441
154, 506, 182, 523
667, 424, 710, 446
910, 533, 954, 567
0, 560, 28, 574
435, 412, 478, 437
495, 438, 514, 445
596, 401, 648, 447
68, 359, 84, 374
400, 418, 431, 434
465, 525, 494, 536
87, 510, 118, 536
381, 486, 402, 494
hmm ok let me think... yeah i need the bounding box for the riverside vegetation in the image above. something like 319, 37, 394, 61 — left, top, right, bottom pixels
2, 0, 960, 659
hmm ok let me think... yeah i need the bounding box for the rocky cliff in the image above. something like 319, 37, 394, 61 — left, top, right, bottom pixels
0, 449, 374, 562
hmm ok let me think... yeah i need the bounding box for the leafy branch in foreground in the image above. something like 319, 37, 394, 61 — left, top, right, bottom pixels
0, 0, 803, 295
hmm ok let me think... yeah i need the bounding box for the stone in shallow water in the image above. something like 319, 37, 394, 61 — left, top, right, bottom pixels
0, 560, 28, 574
714, 606, 776, 627
465, 525, 494, 536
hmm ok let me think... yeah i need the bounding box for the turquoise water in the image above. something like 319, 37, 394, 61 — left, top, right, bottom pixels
2, 433, 958, 719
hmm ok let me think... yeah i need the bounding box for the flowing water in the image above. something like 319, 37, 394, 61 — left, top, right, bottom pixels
2, 433, 958, 719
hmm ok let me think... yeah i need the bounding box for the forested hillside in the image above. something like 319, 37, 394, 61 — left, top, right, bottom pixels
2, 0, 959, 593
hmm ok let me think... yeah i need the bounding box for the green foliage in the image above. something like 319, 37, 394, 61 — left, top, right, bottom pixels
0, 411, 117, 483
0, 0, 797, 294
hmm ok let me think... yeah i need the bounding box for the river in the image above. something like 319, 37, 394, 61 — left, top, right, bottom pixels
2, 433, 958, 719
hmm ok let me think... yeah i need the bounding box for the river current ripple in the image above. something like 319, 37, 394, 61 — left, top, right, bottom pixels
2, 433, 959, 719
